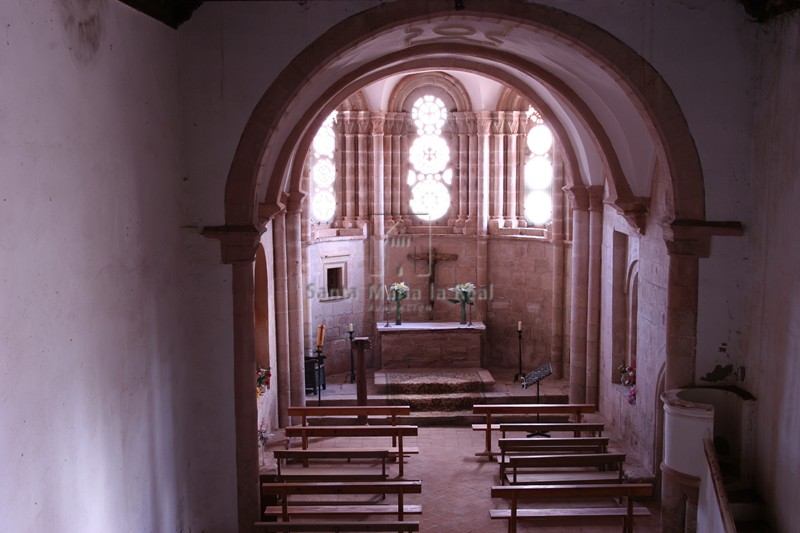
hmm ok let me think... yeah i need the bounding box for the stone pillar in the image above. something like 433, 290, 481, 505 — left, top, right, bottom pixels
565, 185, 589, 403
550, 150, 566, 379
231, 260, 260, 531
477, 112, 492, 235
505, 111, 520, 228
371, 113, 386, 325
286, 193, 306, 412
585, 185, 604, 404
659, 224, 711, 533
490, 112, 505, 229
465, 114, 478, 234
271, 208, 291, 427
454, 112, 469, 231
202, 222, 263, 533
356, 112, 370, 227
341, 112, 357, 228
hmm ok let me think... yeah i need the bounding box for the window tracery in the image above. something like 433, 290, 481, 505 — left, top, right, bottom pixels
408, 95, 452, 221
310, 111, 338, 222
523, 107, 554, 226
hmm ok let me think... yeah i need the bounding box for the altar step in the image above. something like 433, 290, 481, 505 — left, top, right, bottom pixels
304, 367, 569, 424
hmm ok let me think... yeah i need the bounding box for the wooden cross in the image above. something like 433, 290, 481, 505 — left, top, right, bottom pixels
407, 247, 458, 317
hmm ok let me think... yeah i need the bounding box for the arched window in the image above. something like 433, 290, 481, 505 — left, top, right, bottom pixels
523, 107, 553, 226
310, 111, 337, 222
407, 95, 452, 221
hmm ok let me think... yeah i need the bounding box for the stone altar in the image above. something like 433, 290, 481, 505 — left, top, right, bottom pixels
376, 321, 486, 368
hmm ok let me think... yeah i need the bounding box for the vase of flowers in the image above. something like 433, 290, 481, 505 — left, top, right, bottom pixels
258, 419, 273, 467
256, 366, 271, 397
388, 282, 409, 325
448, 282, 475, 325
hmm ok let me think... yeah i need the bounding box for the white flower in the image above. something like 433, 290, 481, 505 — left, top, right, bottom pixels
448, 282, 475, 304
389, 282, 409, 300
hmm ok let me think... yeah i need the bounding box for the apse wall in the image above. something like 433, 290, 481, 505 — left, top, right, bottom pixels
0, 1, 236, 532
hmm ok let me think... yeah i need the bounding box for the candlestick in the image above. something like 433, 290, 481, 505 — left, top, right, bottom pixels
316, 324, 325, 349
346, 329, 355, 383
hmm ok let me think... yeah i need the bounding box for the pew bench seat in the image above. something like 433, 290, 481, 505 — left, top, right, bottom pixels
264, 504, 423, 517
255, 521, 420, 532
491, 482, 653, 533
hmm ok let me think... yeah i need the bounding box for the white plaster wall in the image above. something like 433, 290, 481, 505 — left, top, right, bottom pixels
0, 1, 235, 531
745, 11, 800, 531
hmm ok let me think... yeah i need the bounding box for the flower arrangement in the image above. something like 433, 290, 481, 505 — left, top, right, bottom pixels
388, 282, 409, 301
258, 419, 272, 447
448, 282, 475, 324
256, 366, 272, 397
618, 363, 635, 387
627, 385, 637, 405
388, 282, 409, 325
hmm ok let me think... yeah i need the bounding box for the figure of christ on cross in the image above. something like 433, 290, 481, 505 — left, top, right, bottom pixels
407, 247, 458, 319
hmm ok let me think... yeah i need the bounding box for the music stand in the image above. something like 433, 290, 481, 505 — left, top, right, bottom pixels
522, 362, 553, 437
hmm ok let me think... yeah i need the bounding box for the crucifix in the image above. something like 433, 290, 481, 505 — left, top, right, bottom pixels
407, 247, 458, 319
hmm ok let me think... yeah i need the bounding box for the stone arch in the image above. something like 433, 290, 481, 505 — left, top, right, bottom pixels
217, 2, 708, 529
388, 72, 472, 113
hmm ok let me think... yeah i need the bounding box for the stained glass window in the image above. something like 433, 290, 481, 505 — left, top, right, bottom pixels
310, 111, 337, 222
408, 95, 451, 221
524, 107, 553, 225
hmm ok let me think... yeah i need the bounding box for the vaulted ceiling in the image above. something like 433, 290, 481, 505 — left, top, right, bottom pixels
121, 0, 800, 29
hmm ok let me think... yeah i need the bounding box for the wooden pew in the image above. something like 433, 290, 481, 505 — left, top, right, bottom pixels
255, 521, 420, 532
497, 437, 610, 480
472, 403, 597, 457
490, 483, 653, 533
504, 452, 626, 485
497, 422, 604, 438
288, 406, 412, 447
273, 448, 392, 481
262, 480, 422, 522
288, 405, 412, 426
284, 425, 418, 477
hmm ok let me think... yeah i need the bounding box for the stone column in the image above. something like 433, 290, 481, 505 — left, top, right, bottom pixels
271, 208, 291, 427
505, 112, 520, 228
585, 185, 604, 404
465, 114, 478, 234
477, 111, 492, 235
565, 185, 589, 403
455, 113, 469, 231
202, 222, 263, 533
491, 112, 505, 229
341, 112, 357, 228
286, 193, 306, 413
371, 113, 386, 326
660, 225, 709, 533
356, 112, 370, 227
549, 150, 566, 379
231, 260, 260, 531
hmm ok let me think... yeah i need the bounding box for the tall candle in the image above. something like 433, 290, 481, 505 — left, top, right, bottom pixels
316, 324, 326, 349
517, 321, 522, 331
348, 323, 354, 333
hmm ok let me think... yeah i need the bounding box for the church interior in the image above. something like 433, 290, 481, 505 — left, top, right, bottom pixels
2, 1, 799, 532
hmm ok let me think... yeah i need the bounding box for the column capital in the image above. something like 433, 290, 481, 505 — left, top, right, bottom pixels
661, 219, 743, 257
563, 185, 589, 211
587, 185, 604, 212
202, 224, 264, 264
286, 191, 306, 214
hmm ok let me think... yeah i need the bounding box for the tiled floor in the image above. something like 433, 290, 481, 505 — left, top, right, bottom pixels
264, 368, 661, 532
